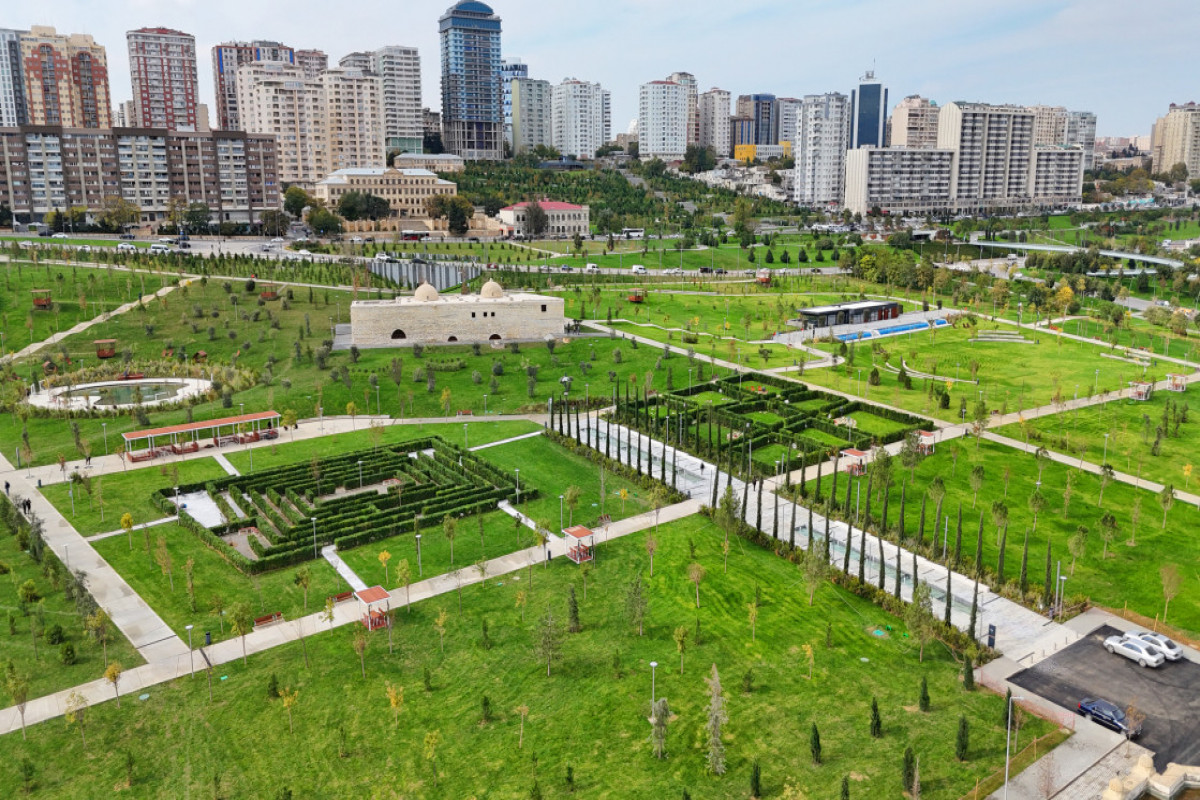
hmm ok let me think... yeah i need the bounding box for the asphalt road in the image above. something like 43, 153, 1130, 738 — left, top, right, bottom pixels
1009, 624, 1200, 770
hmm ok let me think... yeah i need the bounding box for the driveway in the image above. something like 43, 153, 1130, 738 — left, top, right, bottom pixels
1009, 624, 1200, 770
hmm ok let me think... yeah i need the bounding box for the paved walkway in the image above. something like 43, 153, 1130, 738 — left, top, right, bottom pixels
212, 453, 240, 476
321, 545, 367, 592
86, 514, 178, 542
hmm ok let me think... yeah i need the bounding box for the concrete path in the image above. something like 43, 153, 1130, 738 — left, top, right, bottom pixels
468, 430, 543, 451
497, 499, 542, 534
321, 545, 367, 592
86, 514, 178, 542
212, 452, 240, 476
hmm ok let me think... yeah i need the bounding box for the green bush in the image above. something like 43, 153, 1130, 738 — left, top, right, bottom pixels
60, 642, 77, 665
46, 623, 65, 644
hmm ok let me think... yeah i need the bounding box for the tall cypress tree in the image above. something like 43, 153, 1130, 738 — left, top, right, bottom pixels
997, 524, 1007, 584
858, 524, 867, 583
807, 504, 814, 552
968, 578, 979, 640
893, 540, 902, 598
843, 473, 853, 522
880, 478, 891, 536
898, 484, 907, 542
1043, 542, 1054, 607
755, 478, 764, 532
878, 527, 887, 590
789, 492, 798, 549
823, 515, 831, 563
974, 511, 985, 578
829, 455, 838, 505
952, 504, 963, 570
1019, 528, 1030, 592
944, 566, 953, 626
842, 517, 853, 575
862, 473, 874, 531
916, 494, 927, 549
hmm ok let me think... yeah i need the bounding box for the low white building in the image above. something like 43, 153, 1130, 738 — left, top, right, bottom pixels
350, 280, 565, 346
497, 201, 590, 237
392, 152, 466, 172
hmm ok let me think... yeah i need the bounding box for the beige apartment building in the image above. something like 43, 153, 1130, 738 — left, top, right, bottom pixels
19, 26, 112, 128
1151, 102, 1200, 177
312, 167, 456, 217
887, 95, 939, 148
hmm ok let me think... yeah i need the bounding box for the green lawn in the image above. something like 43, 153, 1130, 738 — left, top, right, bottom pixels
40, 457, 230, 535
848, 411, 913, 439
805, 436, 1200, 636
0, 260, 139, 349
1, 513, 1055, 798
0, 515, 143, 701
1059, 316, 1200, 363
799, 321, 1169, 421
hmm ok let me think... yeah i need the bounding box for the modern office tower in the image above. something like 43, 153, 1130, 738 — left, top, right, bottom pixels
500, 57, 527, 147
666, 71, 698, 144
794, 92, 850, 206
339, 51, 374, 72
888, 95, 940, 148
843, 147, 955, 216
211, 40, 295, 130
510, 77, 551, 153
552, 77, 610, 159
319, 67, 385, 175
748, 94, 778, 145
0, 126, 277, 224
638, 80, 687, 160
0, 28, 29, 127
850, 69, 887, 148
729, 116, 755, 150
295, 49, 328, 79
126, 27, 198, 129
1151, 102, 1200, 177
777, 97, 801, 146
698, 88, 731, 157
439, 0, 504, 160
374, 46, 422, 153
19, 26, 111, 128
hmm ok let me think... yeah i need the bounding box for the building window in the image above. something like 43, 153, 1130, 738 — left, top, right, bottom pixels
541, 305, 547, 312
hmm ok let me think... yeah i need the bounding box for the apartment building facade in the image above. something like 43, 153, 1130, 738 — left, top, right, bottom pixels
793, 92, 850, 206
887, 95, 939, 148
698, 88, 731, 158
510, 77, 551, 154
638, 80, 687, 160
0, 29, 28, 127
126, 27, 198, 130
1151, 103, 1200, 177
211, 40, 295, 130
666, 71, 698, 145
19, 26, 111, 128
552, 77, 610, 159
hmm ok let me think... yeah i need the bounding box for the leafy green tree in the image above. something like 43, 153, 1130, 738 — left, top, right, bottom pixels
185, 202, 211, 231
229, 602, 254, 665
524, 201, 549, 237
283, 186, 311, 218
307, 208, 343, 236
260, 209, 290, 237
534, 607, 564, 676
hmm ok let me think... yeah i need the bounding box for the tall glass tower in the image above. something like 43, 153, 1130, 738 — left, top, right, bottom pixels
850, 70, 887, 149
439, 1, 503, 160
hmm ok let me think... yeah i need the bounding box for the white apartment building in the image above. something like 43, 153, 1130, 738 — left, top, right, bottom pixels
510, 77, 551, 154
887, 95, 940, 148
551, 77, 610, 159
1029, 145, 1085, 206
1151, 103, 1200, 176
500, 58, 527, 147
938, 102, 1035, 211
0, 28, 26, 127
295, 49, 328, 80
698, 88, 731, 157
666, 71, 698, 145
1028, 105, 1097, 171
777, 97, 801, 148
374, 46, 422, 153
638, 80, 687, 160
794, 92, 850, 206
844, 147, 954, 216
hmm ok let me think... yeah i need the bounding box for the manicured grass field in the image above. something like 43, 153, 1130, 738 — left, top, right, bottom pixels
1, 514, 1055, 798
608, 321, 812, 368
0, 516, 144, 702
803, 436, 1200, 635
0, 260, 139, 348
40, 457, 230, 536
1061, 316, 1200, 363
799, 321, 1169, 421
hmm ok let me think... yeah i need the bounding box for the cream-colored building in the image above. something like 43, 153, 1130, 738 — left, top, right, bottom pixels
313, 167, 456, 218
887, 95, 939, 149
19, 26, 112, 128
350, 280, 565, 346
1151, 102, 1200, 177
497, 200, 589, 237
393, 152, 465, 172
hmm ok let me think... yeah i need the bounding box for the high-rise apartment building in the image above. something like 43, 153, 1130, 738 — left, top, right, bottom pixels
500, 57, 527, 147
0, 28, 28, 127
552, 78, 610, 159
439, 0, 503, 160
938, 102, 1034, 207
794, 93, 850, 206
510, 78, 551, 154
1151, 103, 1200, 177
295, 49, 328, 80
844, 147, 954, 216
850, 70, 887, 148
374, 46, 422, 153
338, 52, 374, 72
319, 68, 385, 175
729, 116, 755, 150
638, 80, 687, 160
19, 26, 111, 128
1063, 111, 1097, 171
126, 27, 198, 130
698, 88, 730, 157
666, 71, 698, 145
887, 95, 939, 148
777, 97, 801, 146
211, 40, 295, 130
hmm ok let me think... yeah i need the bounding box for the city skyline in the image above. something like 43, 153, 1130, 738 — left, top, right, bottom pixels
4, 0, 1194, 140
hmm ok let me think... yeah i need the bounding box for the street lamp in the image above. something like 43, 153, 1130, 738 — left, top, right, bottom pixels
464, 423, 468, 450
559, 494, 565, 532
357, 460, 364, 488
649, 661, 659, 706
514, 469, 520, 505
415, 534, 423, 576
185, 624, 194, 678
102, 422, 108, 456
1102, 433, 1109, 465
311, 517, 318, 558
1004, 694, 1027, 800
483, 394, 488, 415
1058, 574, 1068, 616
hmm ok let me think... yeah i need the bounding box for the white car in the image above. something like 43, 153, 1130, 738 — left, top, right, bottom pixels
1104, 634, 1165, 668
584, 264, 599, 273
1127, 631, 1182, 661
664, 267, 683, 275
349, 236, 364, 243
51, 232, 68, 239
117, 242, 136, 252
77, 244, 92, 252
630, 264, 646, 274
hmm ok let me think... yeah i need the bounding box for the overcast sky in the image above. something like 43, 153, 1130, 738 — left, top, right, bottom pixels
14, 0, 1196, 137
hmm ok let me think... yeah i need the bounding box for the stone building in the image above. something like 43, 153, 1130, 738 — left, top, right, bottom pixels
350, 279, 565, 346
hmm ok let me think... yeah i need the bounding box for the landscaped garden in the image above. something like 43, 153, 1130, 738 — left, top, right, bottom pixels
1, 513, 1059, 798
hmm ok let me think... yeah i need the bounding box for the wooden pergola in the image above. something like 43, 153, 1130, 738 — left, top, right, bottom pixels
563, 525, 595, 564
1167, 374, 1187, 393
1131, 382, 1153, 401
94, 339, 117, 359
355, 586, 391, 630
917, 430, 936, 455
841, 448, 870, 476
259, 282, 280, 301
121, 410, 280, 462
31, 289, 52, 309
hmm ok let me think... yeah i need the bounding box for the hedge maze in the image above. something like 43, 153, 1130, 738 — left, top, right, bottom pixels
157, 437, 528, 574
578, 371, 923, 480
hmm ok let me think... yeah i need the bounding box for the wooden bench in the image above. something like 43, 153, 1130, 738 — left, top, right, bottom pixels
328, 591, 355, 605
253, 611, 283, 629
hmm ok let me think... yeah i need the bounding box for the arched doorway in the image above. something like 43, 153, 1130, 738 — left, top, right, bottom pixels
488, 334, 501, 341
390, 329, 406, 340
447, 336, 458, 342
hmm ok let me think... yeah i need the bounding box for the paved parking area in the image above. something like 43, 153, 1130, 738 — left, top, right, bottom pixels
1009, 624, 1200, 770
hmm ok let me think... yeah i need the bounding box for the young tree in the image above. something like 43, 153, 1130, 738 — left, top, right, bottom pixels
211, 594, 226, 633
1097, 464, 1114, 507
378, 550, 392, 585
803, 542, 828, 606
955, 715, 970, 761
105, 660, 123, 708
6, 667, 30, 739
397, 559, 412, 611
969, 465, 984, 508
120, 512, 134, 550
86, 608, 111, 666
810, 722, 823, 765
294, 567, 312, 612
1068, 525, 1088, 575
645, 534, 658, 577
625, 575, 648, 635
386, 682, 405, 728
1027, 488, 1047, 536
229, 602, 253, 665
154, 535, 174, 590
1158, 484, 1175, 529
515, 704, 530, 749
688, 562, 706, 608
902, 747, 916, 794
564, 485, 582, 526
869, 696, 882, 738
65, 690, 88, 747
567, 585, 581, 633
443, 515, 458, 566
278, 686, 299, 734
433, 608, 448, 654
1129, 497, 1142, 546
650, 697, 671, 760
534, 607, 564, 677
1161, 564, 1182, 622
704, 664, 728, 774
1098, 512, 1117, 559
673, 625, 689, 674
905, 582, 935, 661
748, 602, 758, 642
423, 730, 442, 786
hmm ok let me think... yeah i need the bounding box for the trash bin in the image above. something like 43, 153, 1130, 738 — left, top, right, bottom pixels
205, 631, 212, 646
37, 479, 42, 488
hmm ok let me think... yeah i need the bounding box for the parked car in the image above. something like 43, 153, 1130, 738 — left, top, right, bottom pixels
1104, 634, 1165, 668
1077, 697, 1143, 738
630, 264, 646, 274
349, 236, 364, 243
117, 242, 136, 252
77, 244, 92, 252
584, 264, 599, 273
714, 268, 728, 275
149, 243, 171, 254
51, 232, 68, 239
560, 264, 573, 272
118, 233, 136, 240
1126, 631, 1182, 661
699, 266, 713, 274
664, 267, 683, 275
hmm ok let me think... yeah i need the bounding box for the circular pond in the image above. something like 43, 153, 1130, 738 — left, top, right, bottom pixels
28, 377, 212, 411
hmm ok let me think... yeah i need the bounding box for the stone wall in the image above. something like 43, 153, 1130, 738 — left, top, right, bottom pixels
351, 294, 565, 346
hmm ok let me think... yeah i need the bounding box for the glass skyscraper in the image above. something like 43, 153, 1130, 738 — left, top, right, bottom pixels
850, 70, 887, 149
439, 1, 503, 160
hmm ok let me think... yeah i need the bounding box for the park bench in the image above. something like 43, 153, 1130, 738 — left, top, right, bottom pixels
253, 611, 283, 629
456, 409, 474, 416
329, 590, 355, 605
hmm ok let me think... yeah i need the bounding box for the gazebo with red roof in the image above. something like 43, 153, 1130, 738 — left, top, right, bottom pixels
1167, 374, 1187, 393
355, 586, 391, 630
841, 448, 870, 476
917, 430, 936, 455
562, 525, 595, 564
1131, 381, 1153, 401
120, 410, 280, 462
94, 339, 117, 359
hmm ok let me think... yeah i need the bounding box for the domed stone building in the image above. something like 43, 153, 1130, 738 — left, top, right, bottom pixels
350, 280, 565, 347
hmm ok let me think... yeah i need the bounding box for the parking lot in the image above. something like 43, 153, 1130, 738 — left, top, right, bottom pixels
1010, 624, 1200, 770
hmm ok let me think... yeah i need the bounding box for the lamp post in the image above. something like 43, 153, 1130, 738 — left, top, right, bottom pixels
102, 422, 108, 456
1093, 368, 1099, 395
515, 469, 520, 505
1102, 433, 1109, 465
1004, 694, 1027, 800
311, 517, 318, 558
1059, 574, 1068, 617
375, 384, 380, 416
357, 460, 363, 488
464, 423, 468, 450
415, 534, 423, 576
185, 624, 194, 677
559, 494, 564, 532
649, 661, 658, 706
483, 394, 488, 415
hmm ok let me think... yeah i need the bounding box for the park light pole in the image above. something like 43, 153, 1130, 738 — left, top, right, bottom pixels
1004, 694, 1027, 800
559, 494, 565, 532
102, 422, 108, 456
649, 661, 658, 706
484, 394, 488, 415
185, 624, 194, 678
357, 460, 363, 488
415, 534, 423, 576
1102, 433, 1110, 465
311, 517, 318, 558
1059, 574, 1068, 617
515, 469, 520, 505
